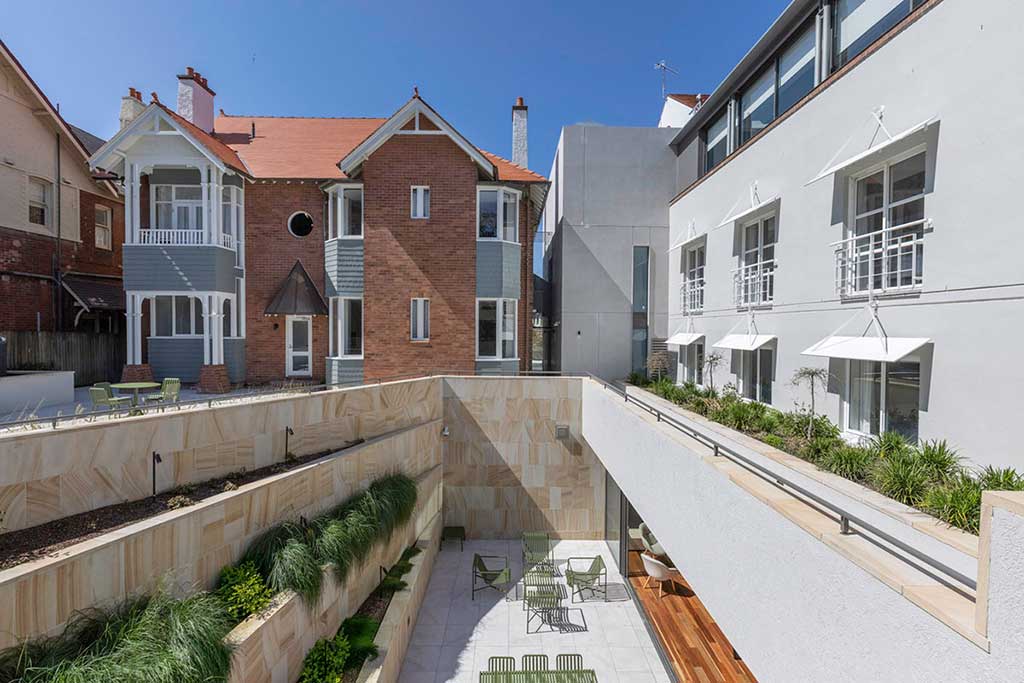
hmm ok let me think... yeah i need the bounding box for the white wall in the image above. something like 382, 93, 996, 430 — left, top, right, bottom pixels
666, 0, 1024, 467
657, 98, 692, 128
582, 379, 1023, 683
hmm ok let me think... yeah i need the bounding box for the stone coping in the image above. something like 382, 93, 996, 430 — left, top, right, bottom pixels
631, 385, 980, 557
616, 387, 991, 651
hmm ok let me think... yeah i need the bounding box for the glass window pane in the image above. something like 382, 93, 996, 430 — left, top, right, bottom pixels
848, 359, 882, 434
479, 190, 498, 238
155, 186, 172, 202
778, 24, 816, 113
632, 246, 649, 313
478, 301, 497, 356
695, 343, 704, 385
502, 192, 518, 241
156, 203, 173, 229
193, 298, 204, 335
886, 361, 920, 442
423, 300, 430, 339
742, 351, 757, 400
740, 68, 775, 144
836, 0, 911, 67
174, 296, 191, 335
176, 186, 201, 201
155, 296, 172, 336
223, 299, 232, 338
344, 300, 362, 355
501, 300, 516, 359
411, 300, 418, 339
856, 170, 885, 215
422, 188, 430, 218
758, 348, 773, 404
344, 189, 362, 236
705, 110, 729, 171
291, 317, 309, 351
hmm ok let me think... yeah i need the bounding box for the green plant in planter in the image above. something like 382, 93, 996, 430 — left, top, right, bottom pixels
217, 561, 273, 622
916, 440, 962, 483
800, 435, 841, 465
627, 371, 648, 387
868, 431, 912, 459
821, 446, 877, 482
873, 451, 930, 506
340, 615, 380, 669
760, 434, 785, 450
978, 466, 1024, 491
242, 521, 324, 607
923, 473, 983, 534
299, 632, 350, 683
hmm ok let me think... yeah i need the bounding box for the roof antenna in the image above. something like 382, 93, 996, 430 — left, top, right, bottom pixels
654, 60, 679, 101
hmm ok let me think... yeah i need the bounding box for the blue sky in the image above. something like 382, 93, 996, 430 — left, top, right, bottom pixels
3, 0, 789, 267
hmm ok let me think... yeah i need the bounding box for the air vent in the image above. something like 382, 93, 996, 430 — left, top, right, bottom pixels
555, 424, 571, 440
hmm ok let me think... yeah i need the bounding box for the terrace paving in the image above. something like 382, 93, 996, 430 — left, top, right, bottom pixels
401, 540, 672, 683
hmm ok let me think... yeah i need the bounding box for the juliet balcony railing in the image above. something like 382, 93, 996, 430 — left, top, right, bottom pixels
732, 259, 776, 307
834, 219, 927, 297
680, 277, 705, 314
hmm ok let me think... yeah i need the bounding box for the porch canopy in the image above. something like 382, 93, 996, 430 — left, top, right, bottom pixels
804, 117, 935, 186
666, 332, 705, 346
802, 335, 930, 363
61, 275, 125, 312
264, 261, 328, 316
712, 334, 776, 352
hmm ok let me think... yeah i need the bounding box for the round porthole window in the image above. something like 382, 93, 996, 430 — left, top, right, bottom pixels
288, 211, 314, 238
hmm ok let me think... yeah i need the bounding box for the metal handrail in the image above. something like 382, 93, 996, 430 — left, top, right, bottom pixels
834, 219, 926, 297
731, 258, 776, 307
585, 373, 977, 594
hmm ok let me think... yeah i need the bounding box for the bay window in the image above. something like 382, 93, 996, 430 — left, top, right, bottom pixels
328, 186, 363, 239
153, 185, 204, 235
846, 358, 920, 442
330, 297, 363, 358
477, 188, 520, 242
477, 298, 517, 360
221, 185, 242, 253
411, 298, 430, 341
153, 295, 204, 337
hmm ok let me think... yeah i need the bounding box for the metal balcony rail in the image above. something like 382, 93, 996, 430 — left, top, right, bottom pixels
586, 373, 977, 595
680, 277, 705, 314
834, 219, 926, 297
732, 259, 776, 307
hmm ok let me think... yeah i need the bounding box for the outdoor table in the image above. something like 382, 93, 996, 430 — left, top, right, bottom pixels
110, 382, 161, 407
479, 669, 598, 683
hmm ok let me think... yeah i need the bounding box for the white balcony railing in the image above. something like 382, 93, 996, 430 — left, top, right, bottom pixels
732, 259, 776, 307
218, 232, 236, 250
834, 219, 926, 297
680, 278, 705, 314
136, 228, 205, 246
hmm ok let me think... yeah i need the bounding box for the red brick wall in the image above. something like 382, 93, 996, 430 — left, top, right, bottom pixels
0, 188, 123, 331
243, 182, 328, 384
361, 134, 479, 379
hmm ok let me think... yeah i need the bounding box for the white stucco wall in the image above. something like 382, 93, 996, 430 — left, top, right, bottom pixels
666, 0, 1024, 467
657, 98, 693, 128
581, 379, 1022, 682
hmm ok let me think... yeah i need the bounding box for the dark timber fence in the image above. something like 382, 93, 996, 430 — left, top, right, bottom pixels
1, 330, 125, 385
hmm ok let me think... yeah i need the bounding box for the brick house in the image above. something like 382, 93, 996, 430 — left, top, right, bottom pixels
88, 69, 546, 390
0, 40, 125, 335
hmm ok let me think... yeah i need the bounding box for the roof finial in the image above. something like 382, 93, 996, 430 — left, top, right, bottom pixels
413, 86, 419, 98
150, 91, 160, 104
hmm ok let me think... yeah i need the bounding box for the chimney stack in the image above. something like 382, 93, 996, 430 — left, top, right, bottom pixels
512, 96, 528, 168
176, 66, 216, 133
119, 87, 147, 130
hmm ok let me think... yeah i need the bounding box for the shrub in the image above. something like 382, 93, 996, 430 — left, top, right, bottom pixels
217, 561, 273, 623
242, 521, 324, 607
314, 510, 379, 583
340, 615, 380, 669
916, 440, 962, 483
627, 372, 648, 387
868, 431, 912, 459
873, 451, 930, 506
759, 434, 785, 450
978, 466, 1024, 491
821, 446, 877, 482
298, 632, 350, 683
800, 435, 841, 465
923, 474, 983, 534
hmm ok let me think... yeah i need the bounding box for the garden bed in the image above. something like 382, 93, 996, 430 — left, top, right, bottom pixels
0, 439, 362, 570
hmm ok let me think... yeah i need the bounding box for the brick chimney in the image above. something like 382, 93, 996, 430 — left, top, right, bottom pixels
176, 66, 216, 133
512, 96, 528, 168
119, 87, 146, 130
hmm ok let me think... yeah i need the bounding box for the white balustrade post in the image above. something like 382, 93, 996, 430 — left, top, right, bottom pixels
202, 293, 211, 365
125, 293, 135, 366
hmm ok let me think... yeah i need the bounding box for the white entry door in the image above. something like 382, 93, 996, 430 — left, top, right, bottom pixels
286, 315, 312, 377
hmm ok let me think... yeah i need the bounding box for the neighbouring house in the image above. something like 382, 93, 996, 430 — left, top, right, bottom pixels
88, 70, 547, 390
657, 92, 704, 128
0, 40, 125, 335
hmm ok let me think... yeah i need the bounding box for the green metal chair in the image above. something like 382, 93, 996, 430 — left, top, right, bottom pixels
555, 654, 584, 671
522, 531, 553, 571
472, 554, 511, 600
488, 657, 516, 672
89, 386, 131, 411
525, 590, 561, 634
565, 556, 608, 603
521, 654, 548, 671
143, 377, 181, 404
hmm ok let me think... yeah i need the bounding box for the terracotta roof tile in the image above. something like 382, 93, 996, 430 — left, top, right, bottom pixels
157, 104, 251, 177
667, 93, 706, 108
482, 151, 547, 183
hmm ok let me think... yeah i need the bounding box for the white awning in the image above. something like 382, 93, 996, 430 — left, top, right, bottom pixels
668, 233, 702, 252
805, 117, 935, 186
666, 332, 705, 346
716, 196, 778, 228
802, 335, 930, 363
713, 334, 777, 351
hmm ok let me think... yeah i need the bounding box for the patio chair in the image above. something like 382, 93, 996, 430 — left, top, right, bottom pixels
640, 553, 676, 599
556, 654, 584, 671
89, 386, 131, 411
521, 566, 556, 610
565, 556, 607, 603
521, 654, 548, 671
639, 522, 666, 557
472, 554, 511, 600
143, 377, 181, 404
525, 591, 561, 634
488, 657, 516, 672
522, 531, 553, 571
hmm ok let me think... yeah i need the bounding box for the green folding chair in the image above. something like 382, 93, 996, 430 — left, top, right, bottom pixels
488, 656, 516, 672
472, 554, 511, 600
565, 556, 607, 603
525, 591, 561, 634
522, 531, 553, 571
556, 654, 584, 671
144, 377, 181, 404
522, 654, 549, 671
89, 386, 131, 412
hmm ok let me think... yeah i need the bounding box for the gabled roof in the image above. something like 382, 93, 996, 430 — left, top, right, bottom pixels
338, 95, 497, 179
667, 93, 705, 108
69, 125, 106, 156
157, 104, 251, 177
264, 261, 329, 316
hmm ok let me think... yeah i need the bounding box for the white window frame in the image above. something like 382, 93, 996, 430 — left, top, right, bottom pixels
683, 243, 705, 313
285, 314, 314, 378
842, 356, 921, 439
95, 204, 113, 250
410, 298, 430, 341
28, 177, 51, 228
330, 296, 364, 359
476, 297, 518, 360
151, 184, 204, 231
476, 186, 521, 243
150, 294, 205, 338
737, 348, 773, 404
410, 186, 430, 219
220, 185, 243, 257
683, 341, 705, 386
327, 184, 364, 240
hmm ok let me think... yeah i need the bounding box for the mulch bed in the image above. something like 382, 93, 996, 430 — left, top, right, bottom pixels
0, 440, 363, 571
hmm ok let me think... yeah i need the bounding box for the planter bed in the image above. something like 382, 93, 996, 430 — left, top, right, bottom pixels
0, 440, 362, 571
